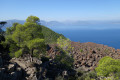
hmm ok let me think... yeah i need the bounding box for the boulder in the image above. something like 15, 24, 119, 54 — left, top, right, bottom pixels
8, 63, 16, 72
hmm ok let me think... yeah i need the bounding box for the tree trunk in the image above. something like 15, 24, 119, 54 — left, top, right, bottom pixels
30, 48, 34, 62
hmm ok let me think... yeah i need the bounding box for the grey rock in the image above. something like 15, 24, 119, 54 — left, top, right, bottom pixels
8, 63, 16, 72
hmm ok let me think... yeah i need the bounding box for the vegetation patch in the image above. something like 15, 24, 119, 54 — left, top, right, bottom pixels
95, 56, 120, 79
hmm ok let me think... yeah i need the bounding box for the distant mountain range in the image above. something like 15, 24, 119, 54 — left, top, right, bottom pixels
1, 19, 120, 30
0, 19, 64, 30
0, 20, 25, 30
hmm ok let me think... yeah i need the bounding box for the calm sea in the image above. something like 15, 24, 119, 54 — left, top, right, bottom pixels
53, 28, 120, 49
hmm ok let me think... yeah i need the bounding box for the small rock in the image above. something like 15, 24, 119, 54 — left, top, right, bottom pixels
8, 63, 16, 72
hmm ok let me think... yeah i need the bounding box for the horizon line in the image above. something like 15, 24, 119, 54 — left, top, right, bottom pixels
1, 19, 120, 22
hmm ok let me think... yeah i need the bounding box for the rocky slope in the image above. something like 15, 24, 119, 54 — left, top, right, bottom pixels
71, 42, 120, 70
0, 42, 120, 80
47, 42, 120, 71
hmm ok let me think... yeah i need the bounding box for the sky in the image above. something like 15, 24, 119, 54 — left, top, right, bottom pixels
1, 0, 120, 21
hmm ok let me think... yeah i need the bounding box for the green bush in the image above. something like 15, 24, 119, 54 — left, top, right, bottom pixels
33, 49, 40, 58
56, 37, 74, 70
77, 71, 97, 80
80, 49, 83, 52
15, 49, 23, 58
9, 43, 19, 53
57, 36, 74, 56
8, 43, 19, 58
95, 56, 120, 77
9, 53, 15, 58
55, 52, 74, 70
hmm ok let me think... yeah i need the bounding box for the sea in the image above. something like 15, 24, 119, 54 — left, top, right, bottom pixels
50, 24, 120, 49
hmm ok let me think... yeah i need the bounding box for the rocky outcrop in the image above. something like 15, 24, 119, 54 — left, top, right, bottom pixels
47, 42, 120, 71
0, 62, 24, 80
0, 54, 42, 80
71, 42, 120, 71
10, 55, 42, 80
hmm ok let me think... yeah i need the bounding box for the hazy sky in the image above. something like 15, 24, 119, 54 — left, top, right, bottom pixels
1, 0, 120, 21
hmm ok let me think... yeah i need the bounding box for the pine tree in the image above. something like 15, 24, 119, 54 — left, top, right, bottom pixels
4, 16, 46, 58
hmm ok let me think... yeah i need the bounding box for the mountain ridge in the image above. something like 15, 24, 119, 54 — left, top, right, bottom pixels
2, 19, 120, 30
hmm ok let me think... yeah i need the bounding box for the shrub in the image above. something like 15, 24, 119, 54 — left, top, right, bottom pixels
77, 71, 97, 80
33, 49, 40, 58
9, 43, 19, 53
9, 53, 15, 58
80, 49, 83, 52
95, 56, 120, 77
57, 36, 74, 56
15, 49, 23, 58
55, 52, 74, 70
56, 37, 74, 70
